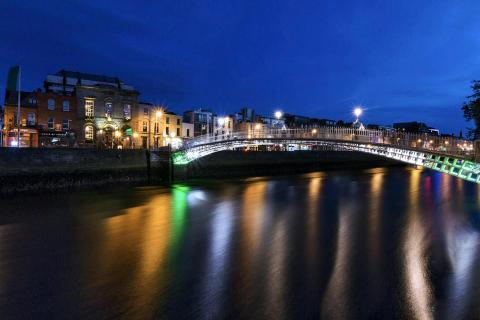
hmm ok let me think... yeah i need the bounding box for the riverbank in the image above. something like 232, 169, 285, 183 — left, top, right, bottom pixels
0, 148, 403, 194
0, 148, 157, 194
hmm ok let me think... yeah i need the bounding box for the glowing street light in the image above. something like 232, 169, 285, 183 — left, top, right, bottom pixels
312, 128, 317, 134
114, 130, 121, 138
274, 111, 283, 119
156, 110, 163, 118
353, 107, 363, 121
218, 117, 225, 126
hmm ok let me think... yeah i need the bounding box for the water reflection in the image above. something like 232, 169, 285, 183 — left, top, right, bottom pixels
403, 169, 433, 320
0, 167, 478, 319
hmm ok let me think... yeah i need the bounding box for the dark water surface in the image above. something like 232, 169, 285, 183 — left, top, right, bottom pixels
0, 167, 479, 319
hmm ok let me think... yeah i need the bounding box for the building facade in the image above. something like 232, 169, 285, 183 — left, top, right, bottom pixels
2, 91, 38, 147
183, 109, 217, 136
36, 92, 77, 147
44, 70, 139, 148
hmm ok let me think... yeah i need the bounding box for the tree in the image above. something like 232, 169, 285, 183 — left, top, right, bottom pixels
462, 80, 480, 139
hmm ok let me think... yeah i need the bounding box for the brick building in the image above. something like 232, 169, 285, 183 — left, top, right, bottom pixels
2, 91, 38, 147
44, 70, 139, 148
36, 92, 77, 147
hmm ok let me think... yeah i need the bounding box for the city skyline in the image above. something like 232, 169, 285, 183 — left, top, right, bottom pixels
2, 1, 480, 133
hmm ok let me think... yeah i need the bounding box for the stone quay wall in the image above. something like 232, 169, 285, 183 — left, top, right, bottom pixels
0, 148, 169, 194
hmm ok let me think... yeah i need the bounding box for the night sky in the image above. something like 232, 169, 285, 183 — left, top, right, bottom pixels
1, 0, 480, 133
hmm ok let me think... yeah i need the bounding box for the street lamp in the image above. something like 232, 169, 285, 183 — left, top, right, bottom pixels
274, 111, 283, 119
353, 107, 362, 121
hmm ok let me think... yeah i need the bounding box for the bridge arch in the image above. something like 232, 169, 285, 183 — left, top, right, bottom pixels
173, 128, 480, 184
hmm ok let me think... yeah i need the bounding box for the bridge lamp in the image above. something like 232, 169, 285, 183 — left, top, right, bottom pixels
312, 128, 317, 134
444, 140, 449, 145
353, 107, 362, 120
417, 139, 422, 143
429, 140, 433, 144
274, 111, 283, 119
255, 123, 261, 130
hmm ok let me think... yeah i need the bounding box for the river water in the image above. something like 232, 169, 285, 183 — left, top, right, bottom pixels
0, 167, 479, 319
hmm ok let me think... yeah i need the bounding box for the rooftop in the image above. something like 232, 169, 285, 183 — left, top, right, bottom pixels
54, 70, 121, 84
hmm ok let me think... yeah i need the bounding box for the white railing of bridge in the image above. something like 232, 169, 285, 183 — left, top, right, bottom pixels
180, 127, 475, 159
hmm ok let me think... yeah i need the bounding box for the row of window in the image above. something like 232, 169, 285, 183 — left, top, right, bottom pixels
141, 121, 185, 136
47, 118, 71, 130
48, 99, 71, 112
85, 99, 131, 120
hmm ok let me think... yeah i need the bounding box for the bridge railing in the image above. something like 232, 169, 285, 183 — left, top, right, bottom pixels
180, 127, 475, 159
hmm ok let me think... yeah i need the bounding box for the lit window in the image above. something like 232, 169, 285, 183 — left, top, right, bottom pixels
85, 126, 93, 141
63, 100, 70, 112
27, 113, 35, 126
47, 117, 54, 129
85, 99, 94, 117
123, 104, 131, 120
142, 121, 148, 133
105, 101, 113, 117
62, 119, 70, 130
48, 99, 55, 110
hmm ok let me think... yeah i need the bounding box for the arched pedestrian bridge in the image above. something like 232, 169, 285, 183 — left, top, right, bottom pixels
172, 127, 480, 184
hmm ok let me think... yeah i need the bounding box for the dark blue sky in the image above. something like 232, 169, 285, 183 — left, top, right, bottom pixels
1, 0, 479, 133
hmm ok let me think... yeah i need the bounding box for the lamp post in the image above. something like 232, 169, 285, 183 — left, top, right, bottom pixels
353, 107, 362, 122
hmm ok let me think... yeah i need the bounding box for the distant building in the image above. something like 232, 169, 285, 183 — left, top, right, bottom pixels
393, 121, 430, 133
133, 102, 183, 149
255, 114, 285, 128
182, 122, 194, 140
183, 109, 217, 136
284, 113, 335, 128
